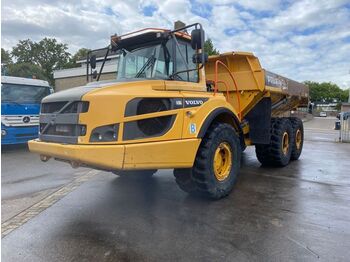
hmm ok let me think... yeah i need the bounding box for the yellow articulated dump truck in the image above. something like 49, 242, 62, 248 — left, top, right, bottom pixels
29, 23, 308, 199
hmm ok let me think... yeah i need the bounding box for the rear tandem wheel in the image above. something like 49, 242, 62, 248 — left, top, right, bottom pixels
255, 117, 293, 167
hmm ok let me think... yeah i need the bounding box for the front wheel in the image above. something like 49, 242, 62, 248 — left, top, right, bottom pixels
174, 123, 241, 199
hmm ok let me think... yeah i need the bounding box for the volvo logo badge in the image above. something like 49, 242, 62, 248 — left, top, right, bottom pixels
23, 116, 30, 123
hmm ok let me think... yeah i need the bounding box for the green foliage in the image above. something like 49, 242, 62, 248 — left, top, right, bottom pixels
11, 39, 35, 63
1, 48, 12, 64
7, 63, 47, 80
64, 48, 91, 69
204, 38, 219, 56
304, 81, 349, 103
11, 38, 71, 85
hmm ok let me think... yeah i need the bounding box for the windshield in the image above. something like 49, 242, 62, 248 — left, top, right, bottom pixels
117, 43, 173, 81
1, 83, 51, 104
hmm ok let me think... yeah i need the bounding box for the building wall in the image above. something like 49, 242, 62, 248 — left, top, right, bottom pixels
341, 103, 350, 112
55, 72, 116, 92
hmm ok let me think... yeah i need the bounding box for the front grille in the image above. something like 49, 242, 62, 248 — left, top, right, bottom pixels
40, 124, 86, 136
15, 133, 37, 137
41, 101, 89, 114
1, 115, 39, 127
39, 100, 89, 144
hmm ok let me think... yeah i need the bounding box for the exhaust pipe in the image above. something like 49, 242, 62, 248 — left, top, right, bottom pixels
40, 155, 51, 162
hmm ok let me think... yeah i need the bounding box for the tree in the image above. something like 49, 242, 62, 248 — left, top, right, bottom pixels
1, 48, 12, 65
11, 39, 35, 63
11, 38, 71, 85
304, 81, 349, 103
204, 38, 219, 56
64, 48, 91, 69
7, 63, 47, 80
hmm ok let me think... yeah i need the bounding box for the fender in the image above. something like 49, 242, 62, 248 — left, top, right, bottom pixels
197, 107, 242, 138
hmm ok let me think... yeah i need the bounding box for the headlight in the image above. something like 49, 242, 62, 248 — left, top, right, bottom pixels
1, 129, 7, 136
90, 124, 119, 142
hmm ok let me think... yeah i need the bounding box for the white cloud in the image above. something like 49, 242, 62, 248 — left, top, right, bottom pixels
1, 0, 350, 88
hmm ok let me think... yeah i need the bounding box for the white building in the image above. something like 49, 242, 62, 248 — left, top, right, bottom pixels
53, 53, 119, 91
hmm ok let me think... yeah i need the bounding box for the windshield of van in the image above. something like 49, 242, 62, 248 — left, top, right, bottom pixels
1, 83, 51, 104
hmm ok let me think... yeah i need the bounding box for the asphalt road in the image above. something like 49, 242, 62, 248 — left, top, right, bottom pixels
2, 116, 350, 261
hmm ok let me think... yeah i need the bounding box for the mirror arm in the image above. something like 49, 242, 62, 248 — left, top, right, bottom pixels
86, 51, 90, 82
97, 46, 110, 81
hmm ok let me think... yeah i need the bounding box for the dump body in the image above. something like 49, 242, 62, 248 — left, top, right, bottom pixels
205, 52, 309, 119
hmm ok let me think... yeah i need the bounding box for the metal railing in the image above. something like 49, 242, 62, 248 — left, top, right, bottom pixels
213, 60, 242, 120
339, 112, 350, 142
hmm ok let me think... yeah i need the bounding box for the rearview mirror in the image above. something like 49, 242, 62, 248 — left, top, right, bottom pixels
191, 28, 205, 50
90, 55, 97, 69
192, 53, 208, 64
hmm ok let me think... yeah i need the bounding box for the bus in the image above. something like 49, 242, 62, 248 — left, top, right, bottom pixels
1, 76, 53, 145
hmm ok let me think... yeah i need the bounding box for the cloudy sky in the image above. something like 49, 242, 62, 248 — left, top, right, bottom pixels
1, 0, 350, 88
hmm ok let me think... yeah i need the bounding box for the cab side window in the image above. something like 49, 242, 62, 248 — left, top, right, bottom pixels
175, 40, 198, 83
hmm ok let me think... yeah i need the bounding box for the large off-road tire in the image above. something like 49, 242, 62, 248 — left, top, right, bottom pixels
255, 118, 293, 167
113, 169, 157, 178
174, 123, 241, 200
289, 117, 304, 160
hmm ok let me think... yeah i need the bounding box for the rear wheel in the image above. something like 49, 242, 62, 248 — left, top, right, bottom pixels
113, 169, 157, 178
255, 118, 293, 167
174, 123, 241, 199
289, 117, 304, 160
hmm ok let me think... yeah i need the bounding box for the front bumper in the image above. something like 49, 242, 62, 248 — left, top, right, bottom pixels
2, 126, 39, 145
28, 138, 201, 170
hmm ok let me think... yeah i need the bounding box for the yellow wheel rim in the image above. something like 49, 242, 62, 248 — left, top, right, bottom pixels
296, 129, 302, 150
282, 132, 289, 155
213, 142, 232, 181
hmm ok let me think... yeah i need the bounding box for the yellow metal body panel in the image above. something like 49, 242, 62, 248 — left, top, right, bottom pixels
29, 139, 125, 170
78, 80, 185, 145
124, 139, 201, 169
29, 138, 201, 170
180, 93, 238, 139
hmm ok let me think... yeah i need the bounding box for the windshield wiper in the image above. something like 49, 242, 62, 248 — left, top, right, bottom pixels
135, 55, 156, 78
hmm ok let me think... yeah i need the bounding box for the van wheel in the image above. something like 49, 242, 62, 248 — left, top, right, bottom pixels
255, 118, 293, 167
113, 170, 157, 178
289, 117, 304, 160
174, 123, 241, 199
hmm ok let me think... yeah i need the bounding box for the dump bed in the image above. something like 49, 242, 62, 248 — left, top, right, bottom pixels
265, 71, 309, 115
205, 52, 309, 117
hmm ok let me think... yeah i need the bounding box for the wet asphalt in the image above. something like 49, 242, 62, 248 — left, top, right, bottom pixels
1, 117, 350, 261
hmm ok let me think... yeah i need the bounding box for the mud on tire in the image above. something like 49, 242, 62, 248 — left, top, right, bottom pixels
255, 118, 293, 167
174, 123, 241, 200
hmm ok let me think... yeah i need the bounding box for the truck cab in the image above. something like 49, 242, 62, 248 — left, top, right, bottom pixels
1, 76, 53, 145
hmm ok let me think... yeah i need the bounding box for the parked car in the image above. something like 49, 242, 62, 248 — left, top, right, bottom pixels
319, 111, 327, 117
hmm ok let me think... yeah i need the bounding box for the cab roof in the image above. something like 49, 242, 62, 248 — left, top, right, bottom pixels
111, 28, 191, 51
1, 76, 50, 87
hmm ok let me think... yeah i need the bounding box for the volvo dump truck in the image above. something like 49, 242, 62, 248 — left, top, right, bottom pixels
29, 23, 308, 199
